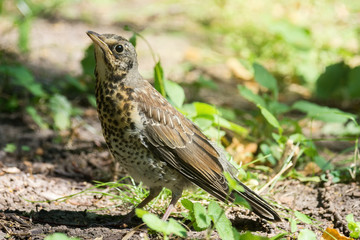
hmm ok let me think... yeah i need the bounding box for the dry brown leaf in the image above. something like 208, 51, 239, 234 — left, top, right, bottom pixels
321, 227, 353, 240
302, 162, 322, 176
184, 47, 202, 63
226, 138, 257, 165
226, 58, 253, 81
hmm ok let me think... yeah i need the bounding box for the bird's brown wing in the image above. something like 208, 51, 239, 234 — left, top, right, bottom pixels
133, 83, 231, 201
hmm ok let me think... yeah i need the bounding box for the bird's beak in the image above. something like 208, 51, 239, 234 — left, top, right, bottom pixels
86, 31, 112, 56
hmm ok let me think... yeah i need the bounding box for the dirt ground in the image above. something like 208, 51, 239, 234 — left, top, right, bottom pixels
1, 11, 359, 240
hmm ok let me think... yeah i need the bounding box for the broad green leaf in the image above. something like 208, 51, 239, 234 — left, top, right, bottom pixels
294, 211, 312, 224
49, 94, 72, 130
238, 85, 266, 107
348, 66, 360, 98
164, 80, 185, 108
138, 210, 187, 238
193, 202, 211, 229
154, 61, 166, 97
253, 63, 278, 98
26, 106, 48, 129
257, 105, 282, 134
269, 20, 312, 49
298, 229, 316, 240
142, 213, 167, 233
292, 100, 355, 123
181, 199, 194, 211
135, 208, 148, 218
4, 143, 16, 153
316, 62, 349, 99
208, 202, 235, 240
166, 219, 187, 237
193, 102, 219, 116
194, 117, 213, 130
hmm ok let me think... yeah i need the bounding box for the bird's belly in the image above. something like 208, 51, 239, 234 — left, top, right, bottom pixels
106, 133, 190, 190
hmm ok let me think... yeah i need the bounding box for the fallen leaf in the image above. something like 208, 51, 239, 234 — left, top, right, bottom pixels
2, 167, 21, 174
321, 227, 353, 240
226, 58, 253, 81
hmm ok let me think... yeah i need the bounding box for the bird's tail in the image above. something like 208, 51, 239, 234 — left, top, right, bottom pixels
231, 180, 281, 222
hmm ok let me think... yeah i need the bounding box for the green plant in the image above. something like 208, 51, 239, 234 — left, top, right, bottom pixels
346, 214, 360, 238
0, 63, 79, 131
136, 209, 187, 239
44, 233, 80, 240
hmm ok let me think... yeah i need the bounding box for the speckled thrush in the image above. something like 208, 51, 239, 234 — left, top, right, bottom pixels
86, 31, 281, 222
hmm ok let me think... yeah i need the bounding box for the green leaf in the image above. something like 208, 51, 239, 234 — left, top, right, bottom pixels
166, 219, 187, 237
346, 214, 360, 238
224, 172, 245, 193
181, 199, 194, 211
348, 66, 360, 98
21, 145, 30, 151
238, 85, 266, 107
194, 117, 213, 130
2, 66, 46, 97
164, 80, 185, 108
298, 229, 316, 240
44, 233, 80, 240
316, 62, 349, 99
87, 95, 97, 108
16, 17, 32, 53
290, 218, 298, 233
292, 100, 355, 123
193, 202, 211, 229
154, 61, 166, 97
269, 20, 312, 49
49, 94, 72, 130
129, 33, 137, 47
257, 104, 282, 134
81, 44, 95, 77
135, 208, 148, 218
193, 102, 219, 116
26, 106, 48, 129
142, 213, 168, 232
233, 194, 251, 210
294, 211, 312, 224
253, 63, 278, 99
216, 116, 248, 137
208, 202, 236, 240
314, 156, 333, 171
238, 231, 270, 240
138, 210, 187, 238
4, 143, 16, 153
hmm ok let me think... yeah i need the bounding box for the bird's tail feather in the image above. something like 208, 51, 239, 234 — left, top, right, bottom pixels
232, 180, 281, 222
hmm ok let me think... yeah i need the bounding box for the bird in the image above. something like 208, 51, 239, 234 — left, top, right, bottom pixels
86, 30, 281, 223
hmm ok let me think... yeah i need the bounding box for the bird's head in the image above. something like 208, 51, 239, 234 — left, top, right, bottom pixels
86, 31, 138, 80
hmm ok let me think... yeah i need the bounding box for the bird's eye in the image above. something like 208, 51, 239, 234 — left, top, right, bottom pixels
114, 45, 124, 53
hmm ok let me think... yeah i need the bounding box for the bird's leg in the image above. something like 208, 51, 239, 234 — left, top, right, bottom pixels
122, 186, 163, 222
161, 191, 182, 221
